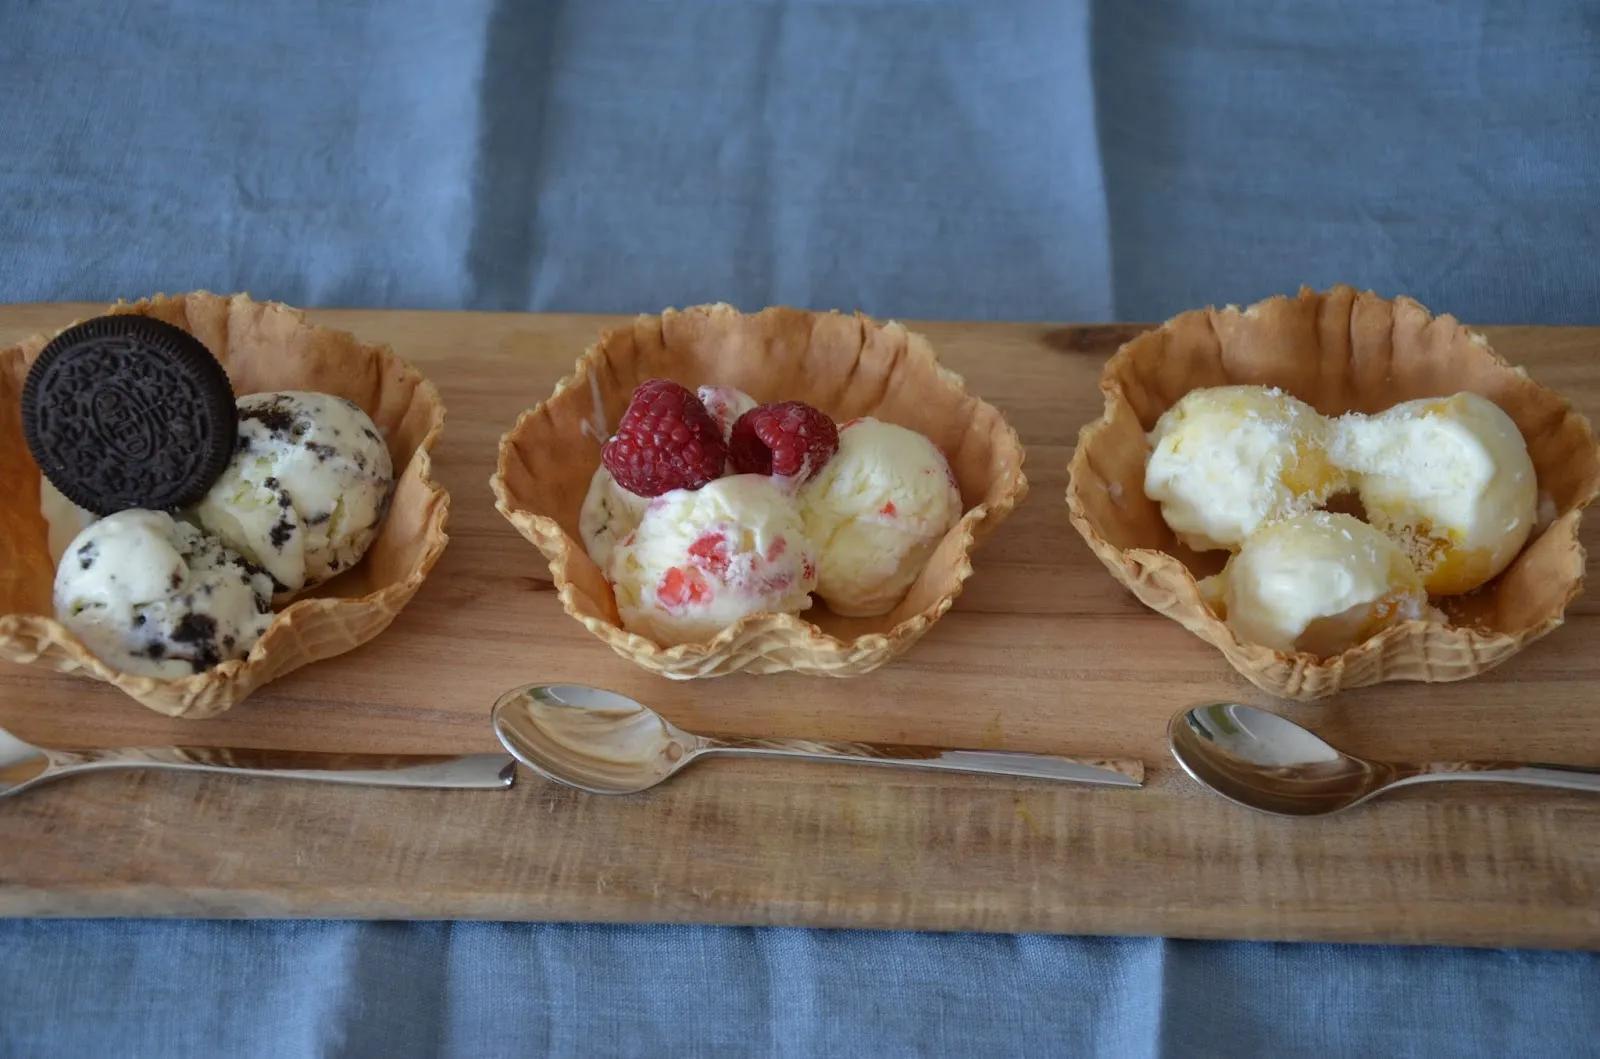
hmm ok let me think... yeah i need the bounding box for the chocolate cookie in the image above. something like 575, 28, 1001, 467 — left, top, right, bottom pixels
21, 314, 237, 515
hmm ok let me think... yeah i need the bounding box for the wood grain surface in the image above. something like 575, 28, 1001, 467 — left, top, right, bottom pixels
2, 303, 1597, 949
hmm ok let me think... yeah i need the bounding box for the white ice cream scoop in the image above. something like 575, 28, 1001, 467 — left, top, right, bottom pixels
1208, 511, 1427, 656
579, 466, 651, 572
608, 474, 817, 645
1144, 385, 1345, 552
1331, 392, 1536, 595
799, 418, 962, 617
195, 391, 393, 595
53, 509, 275, 678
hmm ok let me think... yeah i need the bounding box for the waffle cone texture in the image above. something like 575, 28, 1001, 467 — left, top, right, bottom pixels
0, 292, 449, 717
1067, 286, 1600, 700
492, 304, 1027, 679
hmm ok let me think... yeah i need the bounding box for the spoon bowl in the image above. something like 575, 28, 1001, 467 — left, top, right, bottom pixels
491, 684, 699, 794
1168, 703, 1388, 816
1170, 702, 1600, 817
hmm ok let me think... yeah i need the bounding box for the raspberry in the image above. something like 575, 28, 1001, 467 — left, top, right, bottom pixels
657, 566, 711, 609
687, 531, 730, 576
728, 401, 839, 482
602, 379, 727, 497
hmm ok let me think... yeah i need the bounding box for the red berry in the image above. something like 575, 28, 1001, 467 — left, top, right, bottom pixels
687, 531, 730, 576
602, 379, 727, 497
657, 566, 711, 609
728, 401, 839, 482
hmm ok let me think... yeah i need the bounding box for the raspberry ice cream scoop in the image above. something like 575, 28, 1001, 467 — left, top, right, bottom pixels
800, 418, 962, 617
53, 510, 275, 678
607, 474, 818, 645
195, 391, 394, 595
579, 466, 651, 571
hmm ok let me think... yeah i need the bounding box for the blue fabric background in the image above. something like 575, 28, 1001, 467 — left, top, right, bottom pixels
5, 921, 1599, 1056
2, 0, 1597, 1054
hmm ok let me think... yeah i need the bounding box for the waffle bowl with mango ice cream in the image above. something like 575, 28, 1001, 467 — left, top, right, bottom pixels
1067, 286, 1600, 700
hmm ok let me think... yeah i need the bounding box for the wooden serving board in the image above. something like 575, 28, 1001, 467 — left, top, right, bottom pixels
2, 304, 1598, 949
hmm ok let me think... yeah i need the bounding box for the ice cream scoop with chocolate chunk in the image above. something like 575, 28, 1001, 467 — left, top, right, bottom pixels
195, 391, 394, 594
54, 510, 275, 678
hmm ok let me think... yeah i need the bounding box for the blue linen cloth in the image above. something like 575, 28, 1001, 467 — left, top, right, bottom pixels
1, 0, 1598, 1054
4, 922, 1599, 1057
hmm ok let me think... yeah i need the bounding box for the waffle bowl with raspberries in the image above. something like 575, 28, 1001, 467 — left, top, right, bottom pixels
491, 304, 1027, 679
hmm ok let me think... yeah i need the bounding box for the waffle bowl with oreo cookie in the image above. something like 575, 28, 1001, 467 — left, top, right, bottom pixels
0, 292, 448, 718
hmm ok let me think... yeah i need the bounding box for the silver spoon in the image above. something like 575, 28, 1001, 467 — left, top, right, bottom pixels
491, 683, 1144, 794
1170, 702, 1600, 817
0, 724, 515, 799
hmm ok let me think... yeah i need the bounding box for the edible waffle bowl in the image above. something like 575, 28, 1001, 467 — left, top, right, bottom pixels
492, 304, 1028, 679
0, 292, 449, 718
1067, 286, 1600, 700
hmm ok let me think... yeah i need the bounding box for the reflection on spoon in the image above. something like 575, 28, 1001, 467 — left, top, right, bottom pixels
491, 684, 1144, 795
500, 684, 693, 793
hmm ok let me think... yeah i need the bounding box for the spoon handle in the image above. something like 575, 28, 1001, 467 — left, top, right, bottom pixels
44, 745, 516, 790
697, 737, 1143, 788
1396, 761, 1600, 794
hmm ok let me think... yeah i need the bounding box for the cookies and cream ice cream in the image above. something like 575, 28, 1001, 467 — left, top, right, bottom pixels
608, 474, 817, 644
53, 510, 274, 678
800, 418, 962, 617
1145, 386, 1344, 552
1210, 512, 1426, 656
1331, 392, 1536, 594
195, 391, 393, 594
